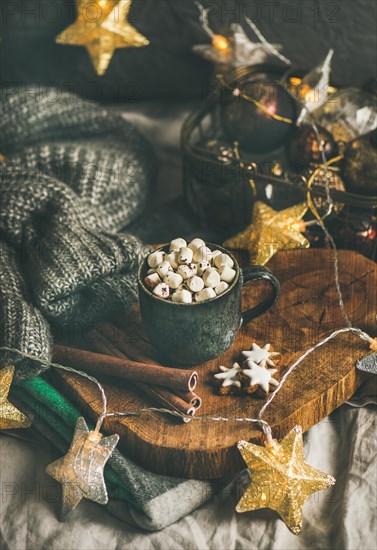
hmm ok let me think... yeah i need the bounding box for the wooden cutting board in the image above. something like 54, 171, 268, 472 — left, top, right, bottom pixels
55, 249, 376, 479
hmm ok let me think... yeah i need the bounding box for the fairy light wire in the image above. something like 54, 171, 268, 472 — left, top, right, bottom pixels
244, 16, 292, 66
195, 1, 215, 38
0, 346, 107, 433
0, 124, 374, 440
218, 74, 295, 124
1, 83, 375, 446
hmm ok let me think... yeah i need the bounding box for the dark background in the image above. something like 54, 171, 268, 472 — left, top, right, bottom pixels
1, 0, 376, 101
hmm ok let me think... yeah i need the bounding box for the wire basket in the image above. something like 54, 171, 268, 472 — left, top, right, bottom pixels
181, 64, 377, 261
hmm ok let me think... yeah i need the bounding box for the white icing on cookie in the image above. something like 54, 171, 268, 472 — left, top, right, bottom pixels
241, 343, 280, 367
242, 359, 279, 393
214, 363, 242, 388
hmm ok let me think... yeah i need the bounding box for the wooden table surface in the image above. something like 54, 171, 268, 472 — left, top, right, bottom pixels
56, 249, 376, 479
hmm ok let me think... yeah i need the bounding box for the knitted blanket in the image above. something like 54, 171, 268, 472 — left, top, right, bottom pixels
0, 87, 154, 379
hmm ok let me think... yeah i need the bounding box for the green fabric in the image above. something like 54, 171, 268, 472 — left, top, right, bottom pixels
13, 377, 133, 502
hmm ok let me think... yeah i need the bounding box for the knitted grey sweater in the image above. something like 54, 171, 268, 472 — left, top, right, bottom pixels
0, 88, 154, 379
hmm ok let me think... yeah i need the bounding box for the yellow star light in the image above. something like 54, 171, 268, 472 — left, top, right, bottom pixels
0, 365, 31, 430
224, 201, 309, 265
56, 0, 149, 76
46, 417, 119, 520
236, 426, 336, 534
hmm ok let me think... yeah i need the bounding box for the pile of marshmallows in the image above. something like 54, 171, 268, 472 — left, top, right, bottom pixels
145, 238, 237, 303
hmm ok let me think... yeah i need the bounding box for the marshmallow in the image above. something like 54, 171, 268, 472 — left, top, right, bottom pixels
156, 261, 173, 278
195, 288, 216, 302
172, 289, 192, 304
147, 250, 166, 269
169, 238, 187, 252
214, 253, 234, 269
146, 237, 237, 304
153, 283, 170, 299
197, 260, 211, 276
178, 247, 194, 265
188, 238, 206, 252
219, 265, 237, 284
176, 283, 189, 292
215, 281, 229, 295
209, 250, 222, 264
144, 272, 161, 290
202, 268, 221, 288
164, 272, 183, 289
178, 263, 197, 279
166, 251, 179, 269
187, 276, 205, 293
193, 246, 212, 263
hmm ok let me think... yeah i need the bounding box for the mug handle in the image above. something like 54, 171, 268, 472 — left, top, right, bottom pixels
241, 265, 280, 326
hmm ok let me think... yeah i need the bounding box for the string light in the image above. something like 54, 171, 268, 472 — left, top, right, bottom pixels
217, 75, 295, 125
212, 34, 231, 52
1, 70, 374, 449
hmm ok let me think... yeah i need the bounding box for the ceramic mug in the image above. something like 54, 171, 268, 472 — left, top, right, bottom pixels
138, 243, 280, 365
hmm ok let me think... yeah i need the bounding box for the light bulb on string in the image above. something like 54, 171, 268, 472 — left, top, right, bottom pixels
212, 34, 231, 53
193, 2, 289, 69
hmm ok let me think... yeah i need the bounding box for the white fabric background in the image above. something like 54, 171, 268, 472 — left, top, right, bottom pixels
1, 403, 376, 550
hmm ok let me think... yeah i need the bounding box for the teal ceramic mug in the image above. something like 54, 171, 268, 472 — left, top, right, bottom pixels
138, 243, 280, 365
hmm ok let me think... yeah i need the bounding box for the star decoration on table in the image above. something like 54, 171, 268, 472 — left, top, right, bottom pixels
214, 362, 242, 388
241, 343, 280, 367
0, 365, 31, 430
224, 201, 310, 265
242, 359, 279, 395
236, 426, 336, 534
56, 0, 149, 76
46, 417, 119, 520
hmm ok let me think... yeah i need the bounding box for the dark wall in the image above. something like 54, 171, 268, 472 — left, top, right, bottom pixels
0, 0, 376, 100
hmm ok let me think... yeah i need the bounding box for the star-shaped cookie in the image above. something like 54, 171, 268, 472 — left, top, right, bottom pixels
241, 343, 281, 367
214, 363, 242, 391
242, 359, 279, 395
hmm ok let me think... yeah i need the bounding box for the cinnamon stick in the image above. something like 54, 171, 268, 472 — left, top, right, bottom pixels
96, 322, 157, 365
90, 332, 196, 420
93, 324, 203, 408
53, 344, 198, 392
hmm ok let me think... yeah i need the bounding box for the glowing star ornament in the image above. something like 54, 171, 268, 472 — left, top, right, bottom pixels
236, 426, 336, 534
0, 365, 31, 430
224, 201, 309, 266
46, 417, 119, 520
56, 0, 149, 76
193, 24, 284, 68
193, 2, 288, 69
296, 49, 334, 125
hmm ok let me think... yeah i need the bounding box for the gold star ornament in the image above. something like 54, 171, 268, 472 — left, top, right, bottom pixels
236, 426, 336, 534
224, 201, 309, 265
46, 417, 119, 520
56, 0, 149, 76
0, 365, 31, 430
